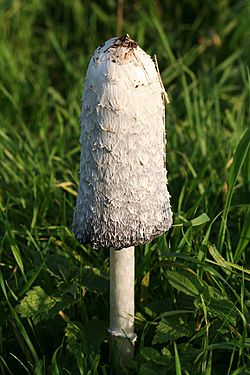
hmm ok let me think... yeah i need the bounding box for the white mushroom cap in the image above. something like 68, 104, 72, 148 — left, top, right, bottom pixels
73, 35, 172, 250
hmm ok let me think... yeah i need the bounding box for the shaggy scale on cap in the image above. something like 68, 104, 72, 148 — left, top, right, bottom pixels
73, 35, 172, 250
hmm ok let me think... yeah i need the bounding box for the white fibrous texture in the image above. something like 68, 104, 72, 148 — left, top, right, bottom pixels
73, 36, 172, 250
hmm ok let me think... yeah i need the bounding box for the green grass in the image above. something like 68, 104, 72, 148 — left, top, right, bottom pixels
0, 0, 250, 374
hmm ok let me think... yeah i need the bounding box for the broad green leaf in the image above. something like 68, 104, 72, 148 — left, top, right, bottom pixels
16, 283, 78, 324
166, 270, 203, 297
141, 347, 161, 361
153, 316, 195, 344
207, 297, 236, 326
16, 286, 58, 324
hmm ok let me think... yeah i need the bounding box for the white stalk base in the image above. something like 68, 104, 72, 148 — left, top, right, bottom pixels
108, 246, 137, 366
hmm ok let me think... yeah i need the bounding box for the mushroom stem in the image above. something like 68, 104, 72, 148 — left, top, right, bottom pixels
108, 246, 136, 366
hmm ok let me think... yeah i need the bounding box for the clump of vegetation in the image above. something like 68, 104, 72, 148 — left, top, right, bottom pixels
0, 1, 249, 374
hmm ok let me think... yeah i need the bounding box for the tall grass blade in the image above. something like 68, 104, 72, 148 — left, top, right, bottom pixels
174, 342, 182, 375
217, 129, 250, 252
0, 272, 39, 365
51, 345, 62, 375
205, 350, 212, 375
233, 207, 250, 262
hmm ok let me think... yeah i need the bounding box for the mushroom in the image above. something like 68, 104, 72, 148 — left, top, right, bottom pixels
73, 35, 172, 366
